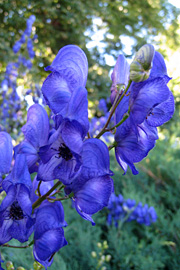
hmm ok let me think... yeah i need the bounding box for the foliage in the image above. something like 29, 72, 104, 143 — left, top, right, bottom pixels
0, 0, 179, 101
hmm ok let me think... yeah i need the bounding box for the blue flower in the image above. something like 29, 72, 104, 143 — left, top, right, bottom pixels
0, 132, 13, 181
0, 154, 34, 244
129, 77, 174, 127
112, 50, 174, 175
37, 85, 89, 183
107, 193, 157, 227
41, 45, 88, 116
114, 95, 158, 175
37, 117, 84, 184
12, 40, 22, 54
33, 201, 67, 269
65, 138, 114, 225
27, 38, 35, 59
16, 104, 50, 173
24, 15, 36, 36
110, 54, 130, 103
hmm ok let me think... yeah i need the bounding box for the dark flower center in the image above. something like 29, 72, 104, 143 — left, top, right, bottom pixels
9, 201, 24, 220
58, 143, 73, 161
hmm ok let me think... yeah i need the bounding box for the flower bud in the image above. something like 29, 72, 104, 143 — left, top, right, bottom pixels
33, 261, 43, 270
101, 255, 105, 261
130, 44, 155, 82
105, 254, 112, 262
103, 240, 108, 249
91, 251, 97, 258
6, 261, 15, 270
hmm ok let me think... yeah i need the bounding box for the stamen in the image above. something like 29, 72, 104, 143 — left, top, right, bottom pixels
9, 201, 25, 221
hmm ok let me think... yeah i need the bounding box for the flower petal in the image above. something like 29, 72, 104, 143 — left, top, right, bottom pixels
0, 185, 16, 211
61, 119, 83, 154
3, 155, 32, 193
11, 154, 32, 189
46, 45, 88, 87
111, 54, 130, 103
129, 77, 170, 125
74, 175, 113, 215
33, 228, 67, 269
0, 132, 13, 176
115, 123, 158, 175
9, 217, 33, 243
146, 90, 175, 127
37, 156, 61, 181
80, 138, 111, 181
67, 86, 89, 136
34, 201, 67, 239
75, 204, 95, 226
22, 104, 49, 148
149, 51, 170, 82
42, 72, 71, 115
0, 219, 13, 245
17, 185, 32, 216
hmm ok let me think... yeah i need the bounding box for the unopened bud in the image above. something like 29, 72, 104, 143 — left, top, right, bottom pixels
101, 255, 105, 261
103, 240, 108, 249
91, 251, 97, 258
33, 261, 43, 270
97, 242, 102, 248
130, 44, 155, 82
17, 267, 25, 270
105, 254, 112, 262
6, 261, 14, 270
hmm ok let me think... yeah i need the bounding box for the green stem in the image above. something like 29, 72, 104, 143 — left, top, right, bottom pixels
2, 243, 30, 249
37, 180, 42, 197
111, 79, 132, 118
95, 80, 132, 139
95, 92, 120, 139
32, 181, 64, 210
108, 113, 129, 131
47, 195, 70, 202
108, 142, 117, 151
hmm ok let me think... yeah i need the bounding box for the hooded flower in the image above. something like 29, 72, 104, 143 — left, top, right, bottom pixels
65, 138, 114, 225
37, 85, 89, 184
114, 94, 158, 175
0, 154, 34, 244
129, 77, 174, 127
0, 132, 13, 184
111, 48, 174, 175
16, 104, 50, 173
41, 45, 88, 117
33, 201, 67, 269
110, 54, 130, 103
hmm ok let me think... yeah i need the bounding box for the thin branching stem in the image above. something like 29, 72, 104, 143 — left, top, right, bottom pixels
32, 181, 64, 210
95, 80, 132, 139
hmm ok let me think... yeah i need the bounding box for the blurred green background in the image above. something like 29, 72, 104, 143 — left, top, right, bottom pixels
1, 0, 180, 269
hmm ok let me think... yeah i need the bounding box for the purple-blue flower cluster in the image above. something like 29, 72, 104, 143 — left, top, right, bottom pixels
107, 193, 157, 227
0, 15, 37, 133
111, 45, 174, 175
0, 45, 115, 268
0, 43, 174, 269
13, 15, 36, 56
